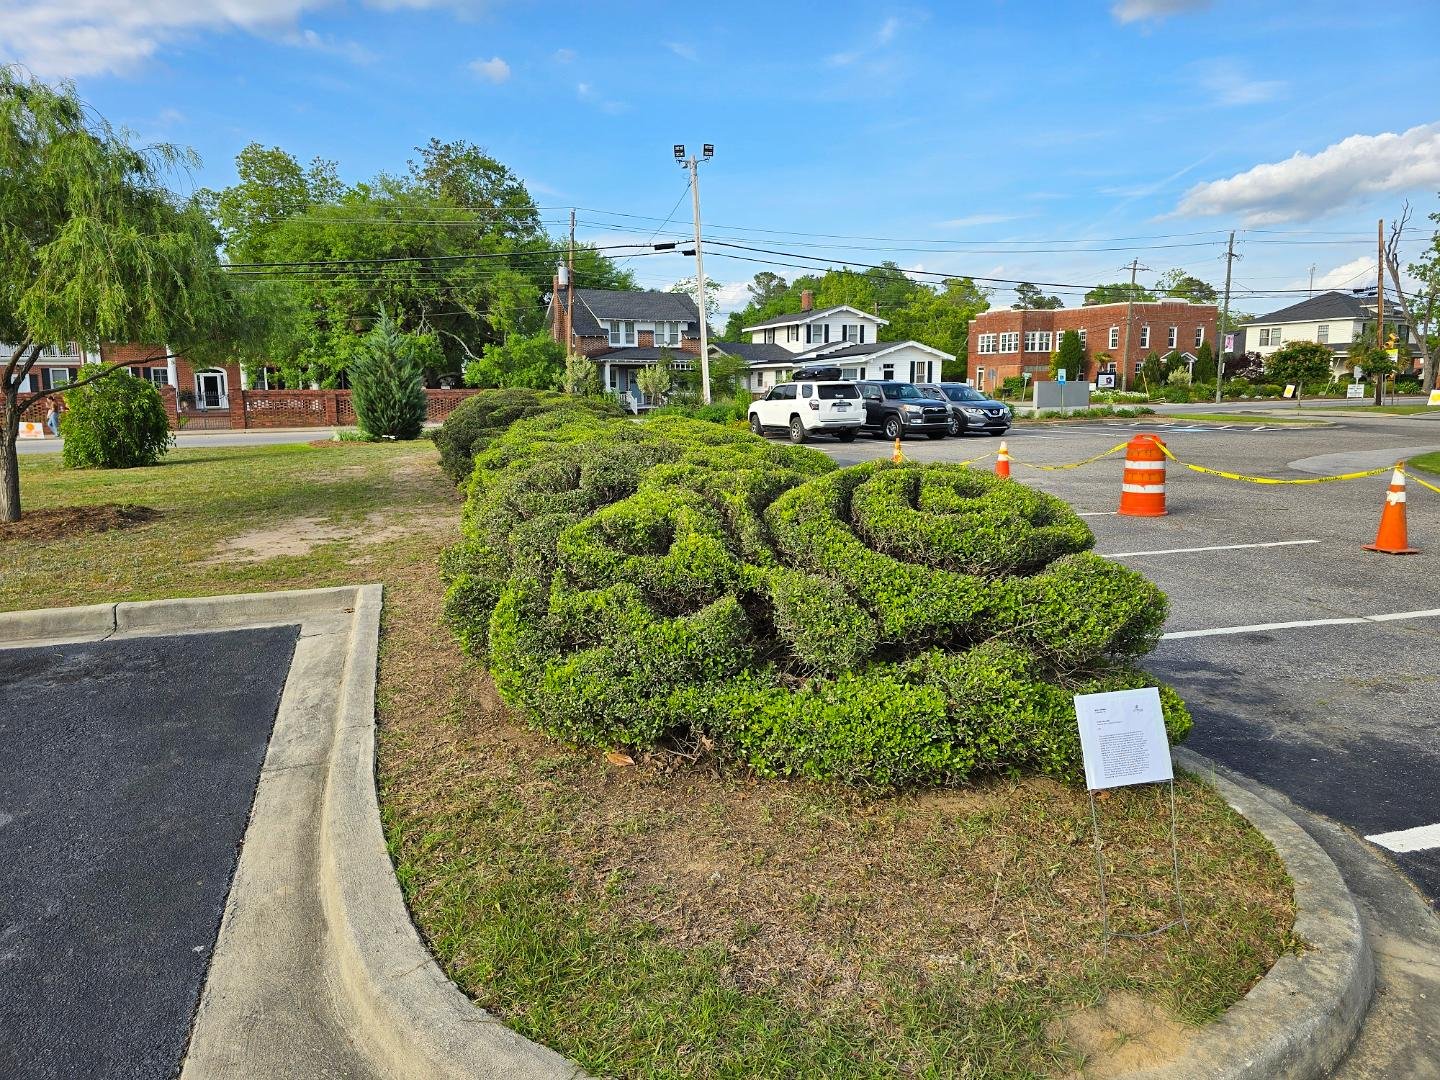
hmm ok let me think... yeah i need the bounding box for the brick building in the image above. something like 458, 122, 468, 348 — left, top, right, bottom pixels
966, 300, 1218, 393
546, 280, 701, 410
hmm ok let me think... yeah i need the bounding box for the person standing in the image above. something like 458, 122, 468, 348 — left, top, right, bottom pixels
45, 401, 60, 437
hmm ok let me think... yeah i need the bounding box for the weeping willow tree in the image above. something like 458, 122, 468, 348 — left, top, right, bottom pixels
0, 67, 239, 522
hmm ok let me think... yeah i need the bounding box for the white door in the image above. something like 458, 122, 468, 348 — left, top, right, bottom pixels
196, 371, 226, 409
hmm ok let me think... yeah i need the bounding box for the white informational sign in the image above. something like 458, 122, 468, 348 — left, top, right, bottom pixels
1347, 383, 1365, 398
1074, 687, 1174, 791
1057, 368, 1067, 384
1097, 373, 1116, 388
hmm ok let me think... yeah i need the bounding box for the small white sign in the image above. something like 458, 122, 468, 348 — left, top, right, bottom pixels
1074, 687, 1174, 791
1097, 373, 1116, 388
1347, 383, 1365, 398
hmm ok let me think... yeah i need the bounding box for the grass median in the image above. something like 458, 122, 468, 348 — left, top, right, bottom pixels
3, 441, 1297, 1078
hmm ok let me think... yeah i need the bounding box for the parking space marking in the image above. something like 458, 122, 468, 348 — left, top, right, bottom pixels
1104, 539, 1319, 558
1161, 607, 1440, 640
1078, 511, 1119, 517
1366, 823, 1440, 854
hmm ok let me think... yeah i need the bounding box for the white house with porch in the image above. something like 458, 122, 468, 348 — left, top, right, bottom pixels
731, 291, 954, 391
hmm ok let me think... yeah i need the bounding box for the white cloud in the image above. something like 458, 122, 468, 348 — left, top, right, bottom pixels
826, 50, 860, 67
0, 0, 469, 77
1112, 0, 1210, 23
576, 81, 624, 113
877, 15, 900, 43
576, 81, 593, 98
284, 28, 375, 65
1173, 123, 1440, 224
1308, 257, 1378, 291
667, 41, 697, 61
714, 280, 751, 315
468, 55, 510, 83
937, 213, 1025, 228
1196, 59, 1284, 106
553, 47, 576, 63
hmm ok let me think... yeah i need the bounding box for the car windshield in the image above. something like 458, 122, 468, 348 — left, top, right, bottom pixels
882, 384, 924, 400
944, 386, 987, 402
818, 384, 860, 399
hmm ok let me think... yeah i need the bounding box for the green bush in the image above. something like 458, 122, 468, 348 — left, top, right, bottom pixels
350, 310, 430, 440
648, 402, 742, 425
442, 410, 1189, 787
60, 365, 173, 469
431, 387, 625, 485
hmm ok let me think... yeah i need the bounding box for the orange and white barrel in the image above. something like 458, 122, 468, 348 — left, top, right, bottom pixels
994, 440, 1011, 478
1118, 434, 1166, 516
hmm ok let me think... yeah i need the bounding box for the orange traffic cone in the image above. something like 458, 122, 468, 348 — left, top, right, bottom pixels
1118, 434, 1167, 517
1364, 466, 1419, 554
891, 437, 904, 464
995, 440, 1011, 478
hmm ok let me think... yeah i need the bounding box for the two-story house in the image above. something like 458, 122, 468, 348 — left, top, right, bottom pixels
1235, 290, 1421, 379
547, 281, 702, 411
724, 290, 954, 391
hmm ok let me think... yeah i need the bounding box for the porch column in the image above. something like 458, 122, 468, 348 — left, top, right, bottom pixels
165, 343, 178, 392
603, 361, 611, 394
239, 366, 250, 390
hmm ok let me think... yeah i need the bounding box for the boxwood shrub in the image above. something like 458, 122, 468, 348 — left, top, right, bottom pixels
443, 412, 1189, 786
431, 387, 625, 485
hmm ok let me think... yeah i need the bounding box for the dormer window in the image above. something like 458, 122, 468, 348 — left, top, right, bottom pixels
763, 328, 776, 344
656, 321, 681, 346
842, 323, 866, 343
787, 325, 800, 343
806, 323, 830, 345
608, 320, 637, 346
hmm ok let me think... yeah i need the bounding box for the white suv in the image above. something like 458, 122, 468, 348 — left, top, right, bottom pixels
749, 379, 863, 443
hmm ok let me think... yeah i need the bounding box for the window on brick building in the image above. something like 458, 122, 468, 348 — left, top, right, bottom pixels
1077, 328, 1087, 346
999, 332, 1019, 353
656, 321, 681, 346
1108, 326, 1119, 349
1023, 331, 1039, 352
1168, 326, 1178, 349
130, 367, 169, 386
1139, 325, 1150, 349
608, 320, 637, 346
1195, 326, 1205, 348
976, 333, 998, 354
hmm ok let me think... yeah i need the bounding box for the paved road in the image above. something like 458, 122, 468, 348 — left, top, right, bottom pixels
0, 626, 299, 1080
17, 428, 340, 454
817, 411, 1440, 905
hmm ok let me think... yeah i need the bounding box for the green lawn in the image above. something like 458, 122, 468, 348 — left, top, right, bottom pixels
1410, 452, 1440, 475
1329, 405, 1439, 416
1163, 412, 1322, 425
3, 441, 1298, 1079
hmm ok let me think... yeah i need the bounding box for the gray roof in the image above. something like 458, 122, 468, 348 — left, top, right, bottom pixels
594, 346, 698, 363
711, 341, 795, 366
816, 341, 899, 358
742, 304, 888, 331
564, 289, 700, 338
1250, 291, 1372, 325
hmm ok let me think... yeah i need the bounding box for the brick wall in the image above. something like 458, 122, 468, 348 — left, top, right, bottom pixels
968, 301, 1218, 389
236, 388, 481, 429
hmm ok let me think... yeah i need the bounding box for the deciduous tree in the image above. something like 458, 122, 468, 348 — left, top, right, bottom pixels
1264, 340, 1332, 389
1083, 282, 1157, 305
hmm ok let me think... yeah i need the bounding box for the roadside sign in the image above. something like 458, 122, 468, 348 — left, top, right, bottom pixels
1097, 373, 1116, 388
1353, 365, 1364, 380
1074, 687, 1173, 791
1386, 348, 1400, 360
1347, 383, 1365, 399
1224, 333, 1235, 352
1057, 369, 1067, 384
18, 422, 46, 439
1282, 384, 1297, 399
1429, 390, 1440, 407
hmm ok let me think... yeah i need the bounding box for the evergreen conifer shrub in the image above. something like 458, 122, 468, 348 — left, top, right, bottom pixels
349, 310, 429, 440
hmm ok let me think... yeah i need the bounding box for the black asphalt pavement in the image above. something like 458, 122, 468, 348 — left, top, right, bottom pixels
0, 626, 299, 1080
819, 411, 1440, 906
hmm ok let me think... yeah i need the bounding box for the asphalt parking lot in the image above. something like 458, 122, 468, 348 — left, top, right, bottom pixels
819, 411, 1440, 906
0, 626, 299, 1080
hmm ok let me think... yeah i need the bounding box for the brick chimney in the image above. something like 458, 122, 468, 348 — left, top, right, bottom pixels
800, 289, 814, 312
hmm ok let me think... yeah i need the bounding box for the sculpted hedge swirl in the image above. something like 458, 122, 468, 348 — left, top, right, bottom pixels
441, 409, 1189, 785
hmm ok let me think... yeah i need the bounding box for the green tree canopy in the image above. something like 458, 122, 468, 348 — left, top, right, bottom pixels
1264, 340, 1333, 387
463, 332, 565, 389
1083, 282, 1158, 305
1154, 269, 1218, 304
1053, 329, 1085, 379
1013, 282, 1064, 309
1, 67, 239, 521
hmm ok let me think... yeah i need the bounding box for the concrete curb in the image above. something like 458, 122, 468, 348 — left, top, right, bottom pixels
318, 585, 587, 1080
0, 601, 116, 643
1124, 747, 1374, 1079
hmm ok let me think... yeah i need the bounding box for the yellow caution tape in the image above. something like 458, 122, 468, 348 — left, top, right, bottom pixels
1400, 465, 1440, 496
1153, 441, 1392, 485
1013, 441, 1132, 471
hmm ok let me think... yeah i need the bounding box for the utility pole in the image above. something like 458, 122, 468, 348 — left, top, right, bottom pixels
1215, 231, 1238, 405
1308, 263, 1317, 297
1377, 218, 1386, 405
675, 144, 715, 404
566, 208, 576, 354
1119, 258, 1148, 393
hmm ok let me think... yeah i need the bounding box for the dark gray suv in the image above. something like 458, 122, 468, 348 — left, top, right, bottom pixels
917, 382, 1012, 436
856, 381, 951, 440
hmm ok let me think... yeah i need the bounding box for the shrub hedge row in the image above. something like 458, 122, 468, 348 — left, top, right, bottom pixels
440, 403, 1189, 785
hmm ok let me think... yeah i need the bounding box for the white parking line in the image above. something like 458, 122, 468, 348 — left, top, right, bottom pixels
1162, 607, 1440, 640
1078, 511, 1119, 517
1105, 539, 1320, 558
1366, 823, 1440, 854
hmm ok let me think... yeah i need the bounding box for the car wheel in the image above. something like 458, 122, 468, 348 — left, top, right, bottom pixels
749, 414, 764, 436
788, 416, 808, 443
883, 416, 902, 440
946, 416, 960, 436
837, 428, 857, 443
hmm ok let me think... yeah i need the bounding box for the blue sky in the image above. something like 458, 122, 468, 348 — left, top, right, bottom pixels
3, 0, 1438, 315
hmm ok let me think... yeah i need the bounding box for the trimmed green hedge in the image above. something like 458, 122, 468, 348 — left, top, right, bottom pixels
443, 411, 1188, 786
431, 387, 626, 485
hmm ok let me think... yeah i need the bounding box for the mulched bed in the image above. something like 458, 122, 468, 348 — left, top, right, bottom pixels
0, 504, 160, 542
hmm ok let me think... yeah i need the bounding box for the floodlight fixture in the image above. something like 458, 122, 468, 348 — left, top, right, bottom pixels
673, 144, 686, 160
702, 144, 714, 158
